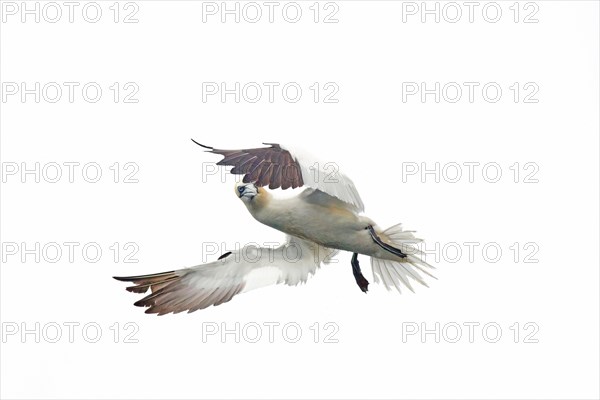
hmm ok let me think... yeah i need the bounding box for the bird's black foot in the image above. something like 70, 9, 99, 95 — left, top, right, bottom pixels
367, 225, 407, 258
351, 253, 369, 293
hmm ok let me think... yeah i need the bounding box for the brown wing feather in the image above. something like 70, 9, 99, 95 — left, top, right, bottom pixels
270, 164, 282, 189
257, 163, 275, 187
113, 271, 177, 293
194, 141, 304, 190
114, 268, 246, 315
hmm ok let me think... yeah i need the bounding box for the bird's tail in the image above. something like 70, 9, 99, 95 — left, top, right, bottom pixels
370, 223, 436, 293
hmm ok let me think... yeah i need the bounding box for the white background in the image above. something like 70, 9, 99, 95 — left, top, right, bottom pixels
1, 1, 599, 399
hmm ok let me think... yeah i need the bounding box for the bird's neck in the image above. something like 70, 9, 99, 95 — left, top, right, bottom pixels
246, 188, 273, 215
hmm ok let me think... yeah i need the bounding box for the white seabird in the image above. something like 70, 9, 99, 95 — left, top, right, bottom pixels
114, 141, 435, 315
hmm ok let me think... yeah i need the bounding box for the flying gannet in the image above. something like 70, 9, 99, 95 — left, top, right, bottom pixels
114, 141, 435, 315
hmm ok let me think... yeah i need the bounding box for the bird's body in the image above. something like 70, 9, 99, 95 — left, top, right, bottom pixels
114, 140, 436, 314
245, 187, 402, 262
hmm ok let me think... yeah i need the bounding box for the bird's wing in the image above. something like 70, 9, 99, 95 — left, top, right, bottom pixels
114, 236, 337, 315
299, 187, 361, 214
193, 140, 365, 212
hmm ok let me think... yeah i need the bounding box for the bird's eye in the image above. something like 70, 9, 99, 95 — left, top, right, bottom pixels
238, 186, 245, 193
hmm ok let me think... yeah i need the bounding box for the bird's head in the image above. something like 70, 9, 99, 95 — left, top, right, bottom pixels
234, 182, 259, 202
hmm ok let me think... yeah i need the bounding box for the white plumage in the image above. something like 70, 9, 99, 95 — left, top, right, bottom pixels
282, 144, 366, 212
114, 141, 435, 314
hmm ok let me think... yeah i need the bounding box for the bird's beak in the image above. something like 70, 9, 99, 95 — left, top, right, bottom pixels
236, 184, 257, 200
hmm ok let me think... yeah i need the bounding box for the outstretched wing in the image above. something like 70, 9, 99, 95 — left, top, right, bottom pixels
114, 236, 337, 315
193, 139, 365, 212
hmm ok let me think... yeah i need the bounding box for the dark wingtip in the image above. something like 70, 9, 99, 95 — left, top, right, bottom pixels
113, 276, 129, 282
191, 139, 213, 150
262, 142, 281, 148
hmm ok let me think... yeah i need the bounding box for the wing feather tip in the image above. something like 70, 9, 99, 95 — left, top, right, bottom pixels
125, 286, 149, 294
262, 142, 281, 148
191, 138, 214, 150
